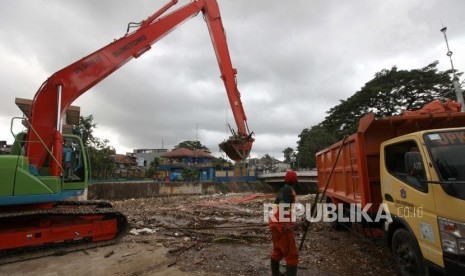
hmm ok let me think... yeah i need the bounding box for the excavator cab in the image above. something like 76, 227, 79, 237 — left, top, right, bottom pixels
61, 135, 88, 184
0, 123, 88, 203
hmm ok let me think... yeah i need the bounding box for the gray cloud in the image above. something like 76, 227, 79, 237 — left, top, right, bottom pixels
1, 0, 465, 160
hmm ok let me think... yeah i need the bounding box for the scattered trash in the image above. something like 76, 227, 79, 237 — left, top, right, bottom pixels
110, 193, 397, 275
167, 260, 178, 267
104, 251, 114, 258
213, 237, 246, 244
129, 228, 157, 235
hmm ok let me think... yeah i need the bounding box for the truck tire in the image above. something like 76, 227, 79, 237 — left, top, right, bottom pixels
391, 228, 427, 276
330, 218, 344, 230
325, 198, 342, 230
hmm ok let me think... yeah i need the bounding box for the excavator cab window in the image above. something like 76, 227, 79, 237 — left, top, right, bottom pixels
62, 136, 85, 182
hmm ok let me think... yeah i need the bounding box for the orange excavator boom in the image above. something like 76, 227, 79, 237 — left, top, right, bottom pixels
26, 0, 254, 177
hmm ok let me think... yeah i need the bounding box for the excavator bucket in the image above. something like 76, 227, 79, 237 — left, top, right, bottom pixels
219, 134, 254, 161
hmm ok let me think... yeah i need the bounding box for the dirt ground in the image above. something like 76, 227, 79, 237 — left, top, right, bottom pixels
0, 193, 400, 275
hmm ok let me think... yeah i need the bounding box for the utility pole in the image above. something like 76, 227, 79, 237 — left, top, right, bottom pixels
195, 123, 198, 142
440, 26, 465, 111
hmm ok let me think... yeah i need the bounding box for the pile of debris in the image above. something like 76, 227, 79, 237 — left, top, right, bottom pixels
111, 192, 398, 276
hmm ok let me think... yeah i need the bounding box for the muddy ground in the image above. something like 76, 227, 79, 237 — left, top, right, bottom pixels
0, 193, 399, 275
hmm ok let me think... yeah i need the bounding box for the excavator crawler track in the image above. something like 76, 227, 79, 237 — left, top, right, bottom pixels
0, 201, 127, 264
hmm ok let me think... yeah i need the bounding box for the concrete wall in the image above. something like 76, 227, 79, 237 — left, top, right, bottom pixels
88, 181, 277, 200
158, 182, 202, 195
89, 181, 160, 200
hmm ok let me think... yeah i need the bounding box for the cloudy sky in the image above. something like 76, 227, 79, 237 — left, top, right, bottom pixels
1, 0, 465, 161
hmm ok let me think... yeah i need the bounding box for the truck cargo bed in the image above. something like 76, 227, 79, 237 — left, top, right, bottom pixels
316, 111, 465, 211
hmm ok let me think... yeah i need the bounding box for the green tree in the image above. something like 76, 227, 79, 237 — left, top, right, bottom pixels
297, 125, 337, 169
282, 147, 294, 163
182, 167, 198, 181
262, 154, 274, 171
296, 61, 459, 170
212, 157, 232, 170
88, 138, 115, 179
174, 140, 209, 151
146, 157, 160, 178
72, 115, 96, 147
321, 61, 456, 140
73, 115, 115, 179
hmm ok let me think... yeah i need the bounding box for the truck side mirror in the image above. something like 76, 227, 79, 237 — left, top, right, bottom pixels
405, 152, 424, 178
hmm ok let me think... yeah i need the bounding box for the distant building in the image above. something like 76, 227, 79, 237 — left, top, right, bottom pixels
159, 148, 214, 181
15, 98, 80, 135
247, 158, 262, 170
113, 153, 142, 178
274, 160, 291, 172
247, 157, 290, 173
113, 153, 137, 169
133, 148, 168, 168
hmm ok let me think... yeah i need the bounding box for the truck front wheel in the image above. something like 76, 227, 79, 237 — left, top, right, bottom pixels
391, 228, 427, 276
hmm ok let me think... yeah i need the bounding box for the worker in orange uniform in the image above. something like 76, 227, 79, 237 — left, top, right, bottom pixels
269, 170, 299, 276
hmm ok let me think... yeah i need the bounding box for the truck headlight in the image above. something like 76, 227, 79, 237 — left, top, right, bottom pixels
459, 240, 465, 255
440, 232, 458, 254
439, 217, 465, 255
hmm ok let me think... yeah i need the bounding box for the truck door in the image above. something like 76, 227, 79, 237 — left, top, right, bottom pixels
382, 138, 442, 266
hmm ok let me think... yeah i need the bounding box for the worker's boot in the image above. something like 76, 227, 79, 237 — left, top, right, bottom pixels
285, 265, 297, 276
271, 259, 281, 276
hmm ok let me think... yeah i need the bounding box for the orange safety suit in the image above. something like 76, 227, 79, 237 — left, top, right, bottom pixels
269, 183, 298, 267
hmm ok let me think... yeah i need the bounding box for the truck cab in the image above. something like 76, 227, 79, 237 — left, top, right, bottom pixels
382, 128, 465, 275
316, 106, 465, 275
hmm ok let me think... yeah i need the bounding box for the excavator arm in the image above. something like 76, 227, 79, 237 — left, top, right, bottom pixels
202, 1, 254, 161
26, 0, 254, 176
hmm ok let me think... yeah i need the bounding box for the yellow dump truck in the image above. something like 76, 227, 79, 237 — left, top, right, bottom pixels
317, 103, 465, 275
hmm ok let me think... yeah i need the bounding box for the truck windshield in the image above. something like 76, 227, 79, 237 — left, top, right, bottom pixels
424, 130, 465, 200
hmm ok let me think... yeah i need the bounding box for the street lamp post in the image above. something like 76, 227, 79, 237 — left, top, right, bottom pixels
440, 26, 465, 111
290, 156, 296, 170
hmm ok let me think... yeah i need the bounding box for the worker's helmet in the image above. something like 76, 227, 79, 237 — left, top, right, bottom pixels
284, 170, 298, 184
